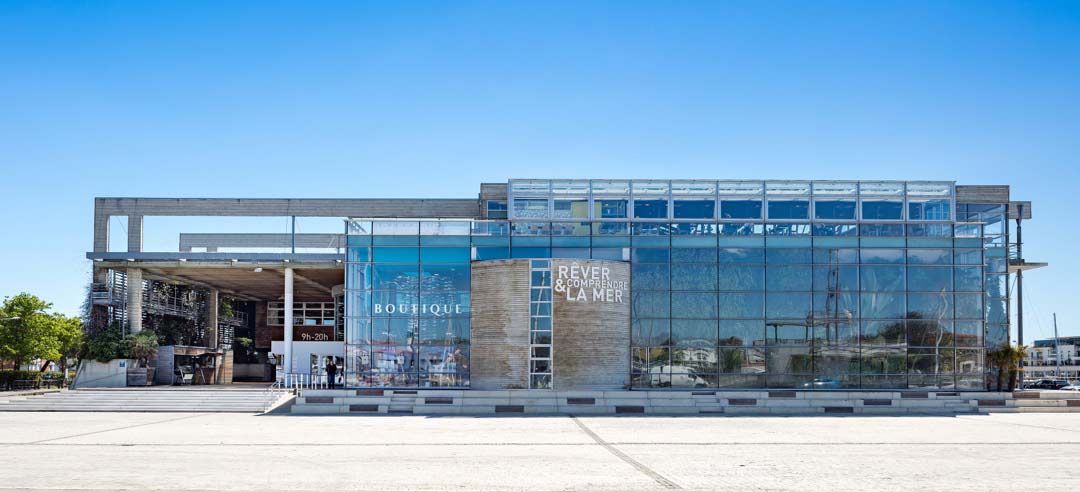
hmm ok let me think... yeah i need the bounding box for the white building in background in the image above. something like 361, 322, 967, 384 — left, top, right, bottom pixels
1024, 336, 1080, 380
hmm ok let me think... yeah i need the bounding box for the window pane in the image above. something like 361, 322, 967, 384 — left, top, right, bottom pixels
632, 264, 669, 289
766, 265, 812, 291
908, 294, 953, 320
907, 249, 951, 265
553, 199, 590, 219
671, 292, 718, 318
719, 320, 765, 346
766, 248, 811, 263
594, 199, 628, 219
671, 320, 717, 346
720, 200, 762, 219
767, 200, 809, 219
673, 200, 715, 219
908, 267, 952, 291
671, 265, 718, 290
860, 293, 906, 319
861, 249, 904, 264
814, 200, 856, 220
671, 248, 717, 263
632, 291, 670, 317
632, 319, 671, 345
717, 265, 764, 290
860, 266, 905, 291
908, 199, 952, 220
718, 293, 764, 318
907, 320, 952, 347
813, 265, 859, 292
766, 293, 812, 318
419, 247, 471, 263
718, 248, 764, 263
513, 199, 549, 219
373, 264, 418, 290
862, 321, 906, 345
633, 199, 668, 219
420, 264, 470, 291
861, 200, 903, 220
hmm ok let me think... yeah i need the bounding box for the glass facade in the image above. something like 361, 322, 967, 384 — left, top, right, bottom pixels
344, 179, 1008, 390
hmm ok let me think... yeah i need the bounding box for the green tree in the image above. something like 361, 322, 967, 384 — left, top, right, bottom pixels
0, 293, 62, 369
83, 322, 128, 363
47, 314, 84, 374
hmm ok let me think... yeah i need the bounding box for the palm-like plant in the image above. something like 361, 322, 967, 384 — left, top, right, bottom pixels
988, 344, 1028, 391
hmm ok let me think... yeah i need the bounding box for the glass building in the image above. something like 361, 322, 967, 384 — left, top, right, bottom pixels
341, 179, 1015, 390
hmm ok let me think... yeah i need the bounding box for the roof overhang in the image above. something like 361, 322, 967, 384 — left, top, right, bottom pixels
87, 252, 344, 301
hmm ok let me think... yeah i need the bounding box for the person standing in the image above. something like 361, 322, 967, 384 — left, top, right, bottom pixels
326, 358, 338, 389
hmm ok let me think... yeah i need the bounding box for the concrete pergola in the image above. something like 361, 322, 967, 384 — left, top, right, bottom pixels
88, 196, 484, 376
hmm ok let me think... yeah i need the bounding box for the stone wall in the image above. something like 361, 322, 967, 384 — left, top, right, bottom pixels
470, 258, 631, 390
469, 260, 531, 389
550, 259, 631, 390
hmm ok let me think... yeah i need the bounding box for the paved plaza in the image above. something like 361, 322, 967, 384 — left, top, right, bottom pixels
2, 411, 1078, 491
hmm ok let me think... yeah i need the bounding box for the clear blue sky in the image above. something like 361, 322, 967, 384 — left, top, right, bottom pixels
1, 1, 1077, 341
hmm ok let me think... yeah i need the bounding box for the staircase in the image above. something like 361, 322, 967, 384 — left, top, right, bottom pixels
0, 387, 291, 413
290, 389, 1080, 416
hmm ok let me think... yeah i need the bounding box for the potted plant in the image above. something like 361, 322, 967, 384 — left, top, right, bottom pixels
125, 330, 159, 386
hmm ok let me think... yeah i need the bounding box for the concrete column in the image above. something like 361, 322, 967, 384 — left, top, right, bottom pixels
127, 215, 144, 253
126, 268, 143, 333
207, 290, 219, 349
284, 267, 294, 375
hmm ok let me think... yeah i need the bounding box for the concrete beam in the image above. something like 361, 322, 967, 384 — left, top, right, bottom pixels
180, 233, 345, 252
94, 197, 481, 218
272, 269, 333, 296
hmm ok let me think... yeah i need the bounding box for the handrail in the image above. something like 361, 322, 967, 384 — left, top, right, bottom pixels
262, 379, 290, 413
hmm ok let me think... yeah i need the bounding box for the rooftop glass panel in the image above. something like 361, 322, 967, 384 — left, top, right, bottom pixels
590, 180, 631, 195
419, 221, 471, 236
811, 182, 858, 195
717, 181, 764, 195
671, 181, 717, 195
765, 181, 811, 195
372, 221, 419, 235
550, 180, 590, 194
511, 179, 551, 194
632, 180, 670, 195
859, 182, 905, 195
906, 182, 953, 196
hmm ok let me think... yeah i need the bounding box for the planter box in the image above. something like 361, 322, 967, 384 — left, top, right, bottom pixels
126, 367, 156, 386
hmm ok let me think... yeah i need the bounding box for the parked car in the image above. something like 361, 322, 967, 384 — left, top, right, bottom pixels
1024, 379, 1071, 390
802, 378, 842, 389
1059, 383, 1080, 391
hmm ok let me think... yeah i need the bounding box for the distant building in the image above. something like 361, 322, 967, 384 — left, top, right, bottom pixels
1024, 337, 1080, 380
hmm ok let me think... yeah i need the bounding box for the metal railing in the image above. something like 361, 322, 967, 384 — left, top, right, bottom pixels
276, 372, 339, 396
262, 379, 290, 413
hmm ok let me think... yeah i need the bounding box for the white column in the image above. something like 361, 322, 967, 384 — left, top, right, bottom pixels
207, 290, 219, 349
284, 267, 294, 376
126, 268, 143, 333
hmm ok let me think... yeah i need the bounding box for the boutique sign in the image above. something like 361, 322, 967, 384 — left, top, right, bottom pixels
373, 303, 464, 316
554, 262, 627, 303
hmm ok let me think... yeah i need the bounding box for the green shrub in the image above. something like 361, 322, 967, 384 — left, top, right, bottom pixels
82, 322, 128, 363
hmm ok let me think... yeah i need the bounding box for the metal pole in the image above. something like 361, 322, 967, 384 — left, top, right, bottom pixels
1053, 313, 1061, 379
284, 267, 294, 378
1015, 203, 1024, 389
